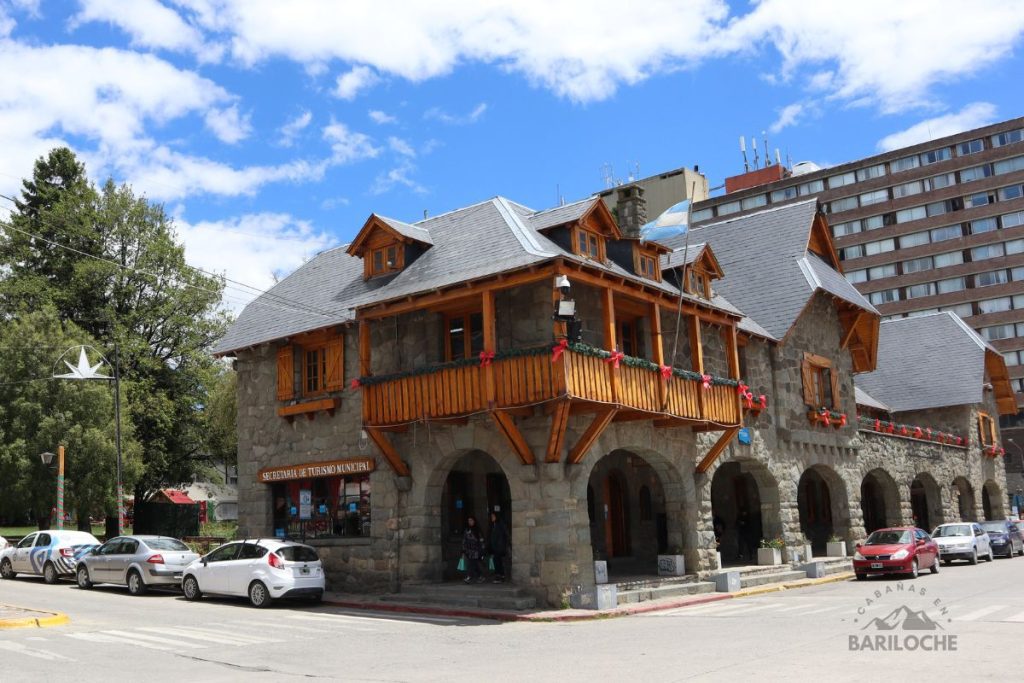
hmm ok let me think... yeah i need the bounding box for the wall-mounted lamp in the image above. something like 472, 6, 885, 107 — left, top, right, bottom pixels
555, 275, 571, 297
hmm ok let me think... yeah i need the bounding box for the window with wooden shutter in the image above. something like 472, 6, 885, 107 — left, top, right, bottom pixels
801, 357, 816, 406
277, 346, 295, 401
802, 352, 839, 409
325, 336, 345, 391
977, 412, 996, 446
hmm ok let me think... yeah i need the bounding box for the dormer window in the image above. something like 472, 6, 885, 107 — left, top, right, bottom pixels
686, 267, 711, 299
369, 243, 403, 277
574, 227, 605, 261
347, 213, 432, 281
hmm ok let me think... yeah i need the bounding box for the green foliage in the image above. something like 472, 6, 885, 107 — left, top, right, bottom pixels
759, 537, 786, 550
203, 365, 238, 473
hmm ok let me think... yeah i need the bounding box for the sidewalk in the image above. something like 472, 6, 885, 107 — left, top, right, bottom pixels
322, 571, 854, 623
0, 604, 69, 629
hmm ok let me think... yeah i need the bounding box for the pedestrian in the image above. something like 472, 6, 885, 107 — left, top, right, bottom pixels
488, 511, 510, 583
461, 515, 485, 583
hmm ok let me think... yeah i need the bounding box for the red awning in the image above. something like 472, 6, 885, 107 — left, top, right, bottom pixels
160, 489, 196, 504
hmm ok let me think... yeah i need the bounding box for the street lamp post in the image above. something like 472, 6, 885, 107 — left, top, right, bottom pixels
39, 447, 65, 530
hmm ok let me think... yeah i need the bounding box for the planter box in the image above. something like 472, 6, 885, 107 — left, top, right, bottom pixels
826, 541, 847, 558
757, 547, 782, 566
569, 584, 617, 610
657, 554, 686, 576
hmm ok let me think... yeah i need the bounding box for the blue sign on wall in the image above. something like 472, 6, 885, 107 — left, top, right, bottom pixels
737, 427, 751, 445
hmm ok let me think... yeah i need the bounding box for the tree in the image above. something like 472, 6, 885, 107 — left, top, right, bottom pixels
203, 363, 238, 481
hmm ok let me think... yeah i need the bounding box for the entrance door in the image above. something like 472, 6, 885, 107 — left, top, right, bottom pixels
604, 471, 630, 558
911, 480, 929, 530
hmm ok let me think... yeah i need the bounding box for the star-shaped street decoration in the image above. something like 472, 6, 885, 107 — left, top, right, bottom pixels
54, 347, 110, 380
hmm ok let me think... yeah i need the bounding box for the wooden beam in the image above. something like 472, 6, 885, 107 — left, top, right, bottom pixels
491, 411, 536, 465
545, 399, 571, 463
482, 289, 496, 407
358, 320, 372, 376
602, 287, 619, 403
724, 325, 740, 380
612, 410, 660, 422
840, 311, 864, 349
695, 426, 740, 474
568, 407, 617, 465
649, 301, 667, 411
503, 406, 535, 418
365, 428, 411, 477
552, 276, 566, 340
277, 397, 339, 418
688, 315, 704, 374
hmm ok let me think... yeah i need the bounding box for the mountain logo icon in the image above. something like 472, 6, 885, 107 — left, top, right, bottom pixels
861, 605, 944, 631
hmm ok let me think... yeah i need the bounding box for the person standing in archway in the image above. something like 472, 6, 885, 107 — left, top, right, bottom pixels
488, 511, 510, 583
462, 516, 485, 583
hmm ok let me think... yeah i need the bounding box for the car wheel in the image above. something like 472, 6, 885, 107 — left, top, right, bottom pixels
0, 559, 15, 580
855, 573, 867, 581
908, 558, 919, 579
127, 570, 147, 596
930, 556, 939, 574
986, 548, 994, 562
248, 580, 272, 608
43, 562, 59, 585
309, 591, 323, 604
942, 559, 951, 566
182, 575, 202, 601
969, 549, 978, 565
76, 565, 92, 589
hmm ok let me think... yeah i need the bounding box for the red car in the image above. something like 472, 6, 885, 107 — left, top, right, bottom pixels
853, 526, 940, 580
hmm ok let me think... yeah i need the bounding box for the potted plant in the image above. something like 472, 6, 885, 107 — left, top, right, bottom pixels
757, 537, 785, 566
657, 546, 686, 576
826, 534, 847, 558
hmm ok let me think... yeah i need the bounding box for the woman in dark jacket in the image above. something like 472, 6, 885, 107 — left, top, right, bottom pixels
462, 516, 485, 583
488, 511, 510, 582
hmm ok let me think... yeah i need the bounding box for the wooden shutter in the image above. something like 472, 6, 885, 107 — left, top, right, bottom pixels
801, 357, 816, 406
325, 335, 345, 391
830, 370, 841, 410
277, 346, 295, 401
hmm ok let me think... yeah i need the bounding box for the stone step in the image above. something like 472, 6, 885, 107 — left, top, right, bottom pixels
739, 569, 808, 589
379, 592, 538, 610
611, 574, 699, 591
616, 581, 716, 605
381, 582, 537, 611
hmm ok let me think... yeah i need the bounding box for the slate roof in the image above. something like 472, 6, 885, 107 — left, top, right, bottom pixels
854, 312, 1001, 412
214, 196, 742, 355
526, 197, 593, 232
376, 215, 433, 245
854, 385, 891, 413
663, 242, 706, 270
661, 199, 877, 341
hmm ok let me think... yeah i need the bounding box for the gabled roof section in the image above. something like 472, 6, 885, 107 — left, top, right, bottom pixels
855, 385, 891, 413
855, 312, 1016, 415
663, 242, 725, 278
527, 196, 622, 239
807, 212, 841, 268
346, 213, 433, 257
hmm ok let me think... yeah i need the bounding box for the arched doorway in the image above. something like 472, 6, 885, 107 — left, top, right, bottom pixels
952, 477, 976, 522
440, 451, 511, 580
798, 466, 849, 555
587, 450, 667, 574
711, 460, 781, 566
860, 469, 900, 533
983, 480, 1004, 520
910, 473, 943, 531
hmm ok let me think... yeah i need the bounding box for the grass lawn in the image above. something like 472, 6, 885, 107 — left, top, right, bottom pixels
1, 525, 131, 540
2, 521, 233, 542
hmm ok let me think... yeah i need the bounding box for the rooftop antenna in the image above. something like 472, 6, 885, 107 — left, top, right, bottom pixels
601, 162, 616, 189
739, 136, 750, 172
786, 149, 793, 171
556, 183, 565, 207
751, 133, 760, 168
762, 130, 769, 167
775, 148, 782, 167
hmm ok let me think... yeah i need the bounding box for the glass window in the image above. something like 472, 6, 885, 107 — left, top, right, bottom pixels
940, 302, 974, 317
905, 282, 936, 299
1002, 211, 1024, 229
965, 192, 993, 209
891, 155, 920, 173
845, 269, 868, 284
840, 244, 864, 260
960, 164, 992, 183
992, 129, 1024, 147
770, 187, 798, 202
978, 297, 1012, 314
1014, 378, 1024, 392
691, 208, 713, 223
899, 231, 930, 248
859, 189, 889, 206
16, 534, 36, 549
238, 543, 268, 560
934, 251, 964, 268
798, 179, 825, 195
972, 243, 1005, 260
863, 215, 885, 230
1013, 266, 1024, 281
902, 256, 933, 273
864, 238, 895, 256
1005, 238, 1024, 255
906, 308, 938, 318
144, 538, 190, 551
993, 155, 1024, 175
717, 201, 740, 216
832, 220, 861, 237
921, 147, 952, 165
893, 180, 923, 198
930, 225, 963, 242
1004, 351, 1019, 367
868, 263, 897, 279
958, 139, 984, 156
1015, 294, 1024, 309
828, 196, 859, 213
936, 277, 966, 294
982, 324, 1015, 341
896, 206, 927, 223
856, 164, 887, 182
276, 546, 320, 562
741, 194, 768, 210
977, 270, 1009, 287
970, 217, 998, 234
205, 543, 241, 563
869, 288, 900, 304
271, 474, 372, 540
927, 173, 956, 190
926, 200, 952, 217
828, 171, 856, 189
999, 185, 1024, 201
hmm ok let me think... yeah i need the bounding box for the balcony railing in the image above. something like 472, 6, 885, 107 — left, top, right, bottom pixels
361, 344, 743, 428
856, 415, 966, 449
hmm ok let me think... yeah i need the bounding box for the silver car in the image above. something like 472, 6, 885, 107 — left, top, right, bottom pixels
76, 535, 199, 595
931, 522, 994, 565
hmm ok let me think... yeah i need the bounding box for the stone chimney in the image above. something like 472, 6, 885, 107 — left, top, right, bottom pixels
615, 184, 647, 238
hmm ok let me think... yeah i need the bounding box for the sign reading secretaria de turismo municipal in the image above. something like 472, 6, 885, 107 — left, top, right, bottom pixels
257, 457, 375, 483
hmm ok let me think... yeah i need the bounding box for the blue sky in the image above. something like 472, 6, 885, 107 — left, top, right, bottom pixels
2, 0, 1023, 311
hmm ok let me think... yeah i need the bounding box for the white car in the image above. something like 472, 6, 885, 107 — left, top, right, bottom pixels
0, 536, 9, 552
0, 530, 101, 583
181, 539, 325, 608
931, 522, 994, 565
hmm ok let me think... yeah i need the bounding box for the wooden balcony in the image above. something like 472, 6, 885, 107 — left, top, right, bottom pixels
361, 345, 742, 428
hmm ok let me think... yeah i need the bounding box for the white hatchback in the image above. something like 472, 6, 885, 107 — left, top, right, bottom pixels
0, 530, 101, 583
181, 539, 325, 608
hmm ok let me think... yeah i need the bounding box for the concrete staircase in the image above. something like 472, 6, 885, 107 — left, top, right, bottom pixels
380, 583, 537, 611
613, 574, 717, 605
734, 565, 808, 589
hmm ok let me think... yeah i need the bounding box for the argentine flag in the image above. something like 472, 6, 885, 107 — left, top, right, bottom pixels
640, 199, 689, 242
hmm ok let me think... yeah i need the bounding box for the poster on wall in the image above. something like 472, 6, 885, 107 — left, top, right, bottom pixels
299, 489, 312, 520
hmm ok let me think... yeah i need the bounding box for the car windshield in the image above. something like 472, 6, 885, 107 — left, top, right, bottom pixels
275, 546, 319, 562
933, 525, 972, 537
145, 538, 190, 551
865, 530, 912, 545
980, 522, 1006, 533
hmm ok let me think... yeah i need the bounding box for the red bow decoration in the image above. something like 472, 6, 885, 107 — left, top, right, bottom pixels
956, 436, 963, 446
758, 395, 767, 409
839, 414, 847, 427
350, 378, 361, 391
820, 408, 830, 426
874, 419, 881, 431
886, 423, 895, 434
913, 427, 923, 439
479, 350, 495, 367
742, 391, 754, 408
701, 374, 712, 390
551, 339, 569, 362
605, 351, 625, 369
659, 365, 672, 380
736, 383, 749, 396
925, 428, 932, 440
900, 426, 909, 436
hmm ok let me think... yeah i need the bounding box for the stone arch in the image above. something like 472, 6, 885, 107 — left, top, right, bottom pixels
982, 479, 1004, 520
952, 476, 977, 522
860, 468, 901, 533
910, 472, 944, 531
798, 464, 851, 555
709, 459, 783, 566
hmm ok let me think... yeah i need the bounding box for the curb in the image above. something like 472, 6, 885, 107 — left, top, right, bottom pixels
0, 607, 70, 630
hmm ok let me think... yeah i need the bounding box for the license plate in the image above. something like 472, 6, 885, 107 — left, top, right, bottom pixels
300, 567, 310, 575
871, 563, 883, 569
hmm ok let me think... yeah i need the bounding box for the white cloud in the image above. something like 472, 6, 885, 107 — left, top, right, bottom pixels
278, 109, 312, 147
368, 109, 397, 124
424, 102, 487, 125
371, 160, 426, 195
204, 104, 252, 144
876, 102, 999, 152
320, 196, 349, 210
72, 0, 223, 62
388, 136, 415, 158
333, 65, 380, 100
322, 121, 380, 164
175, 211, 336, 313
769, 102, 805, 134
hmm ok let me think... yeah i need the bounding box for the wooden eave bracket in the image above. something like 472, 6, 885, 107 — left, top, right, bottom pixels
568, 407, 617, 465
365, 427, 411, 477
545, 400, 571, 463
491, 411, 536, 465
695, 426, 740, 474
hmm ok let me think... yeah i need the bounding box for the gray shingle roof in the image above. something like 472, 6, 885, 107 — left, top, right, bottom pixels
854, 385, 891, 413
376, 215, 433, 245
854, 312, 996, 412
661, 199, 877, 340
526, 198, 593, 232
663, 242, 707, 270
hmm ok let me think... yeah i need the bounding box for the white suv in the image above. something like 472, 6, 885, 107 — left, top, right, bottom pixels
181, 539, 325, 608
0, 530, 101, 583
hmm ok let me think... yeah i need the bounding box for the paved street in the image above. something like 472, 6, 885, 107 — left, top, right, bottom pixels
1, 556, 1022, 682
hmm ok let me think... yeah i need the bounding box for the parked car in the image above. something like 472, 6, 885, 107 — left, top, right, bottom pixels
181, 539, 324, 608
76, 535, 200, 595
932, 522, 993, 564
853, 527, 940, 579
978, 520, 1024, 558
0, 537, 9, 552
0, 530, 100, 583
